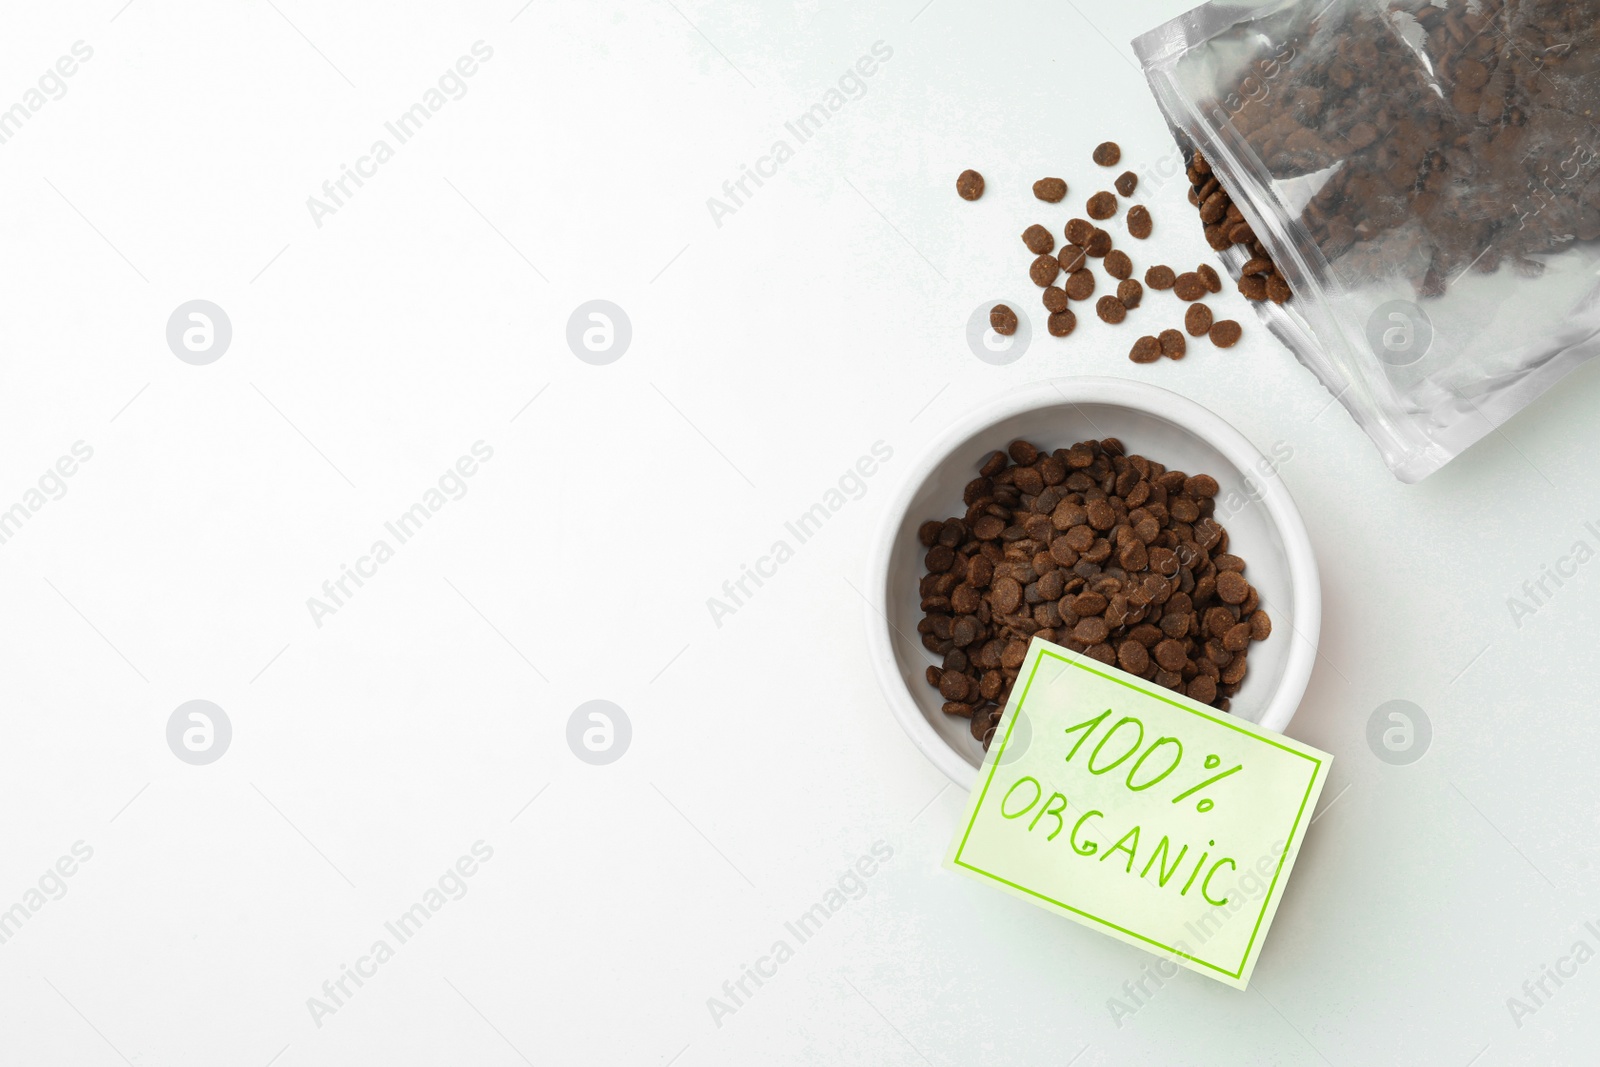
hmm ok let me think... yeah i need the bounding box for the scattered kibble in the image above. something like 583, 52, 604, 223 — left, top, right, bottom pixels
1130, 335, 1162, 363
1087, 191, 1118, 220
1033, 177, 1068, 202
1093, 142, 1122, 166
990, 304, 1018, 336
1065, 269, 1096, 301
1209, 320, 1243, 347
1159, 329, 1187, 359
1096, 296, 1128, 324
957, 169, 985, 200
1115, 171, 1139, 197
1104, 250, 1133, 281
1185, 303, 1213, 336
1127, 205, 1153, 239
1022, 224, 1055, 254
1173, 272, 1207, 301
1030, 254, 1060, 287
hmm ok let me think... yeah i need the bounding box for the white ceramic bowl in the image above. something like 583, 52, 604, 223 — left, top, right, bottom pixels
865, 377, 1320, 788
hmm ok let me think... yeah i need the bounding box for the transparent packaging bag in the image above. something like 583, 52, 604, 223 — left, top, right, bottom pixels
1134, 0, 1600, 481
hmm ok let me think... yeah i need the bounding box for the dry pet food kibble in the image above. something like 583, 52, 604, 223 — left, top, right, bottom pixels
1065, 218, 1094, 247
1181, 151, 1288, 304
989, 305, 1018, 336
957, 169, 985, 200
1065, 269, 1096, 301
1173, 272, 1207, 301
1103, 250, 1133, 281
1048, 309, 1077, 337
1030, 254, 1060, 287
916, 437, 1271, 746
1033, 177, 1067, 202
1130, 335, 1162, 363
1058, 245, 1087, 273
1115, 171, 1138, 197
1096, 296, 1127, 324
1087, 191, 1118, 220
1145, 265, 1176, 290
1159, 329, 1187, 359
1209, 320, 1243, 348
1197, 264, 1222, 294
1043, 286, 1070, 313
1126, 205, 1153, 240
1118, 278, 1143, 308
1084, 229, 1112, 257
1093, 141, 1121, 166
1022, 224, 1055, 254
1185, 303, 1213, 336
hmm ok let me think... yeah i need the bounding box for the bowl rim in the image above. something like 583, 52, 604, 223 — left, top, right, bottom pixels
864, 375, 1322, 789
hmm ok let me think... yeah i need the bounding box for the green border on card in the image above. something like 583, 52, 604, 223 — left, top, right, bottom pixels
952, 646, 1323, 980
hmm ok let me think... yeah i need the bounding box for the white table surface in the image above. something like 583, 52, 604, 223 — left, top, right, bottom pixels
2, 1, 1597, 1064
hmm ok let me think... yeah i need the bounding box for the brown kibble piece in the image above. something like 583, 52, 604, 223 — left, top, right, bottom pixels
1126, 205, 1152, 240
1184, 474, 1219, 498
1033, 177, 1067, 202
1048, 309, 1077, 337
1117, 639, 1150, 674
939, 671, 970, 701
989, 305, 1018, 336
1266, 273, 1292, 303
1145, 265, 1176, 290
1216, 571, 1249, 604
1092, 141, 1121, 167
1087, 191, 1118, 220
956, 169, 984, 200
1065, 269, 1096, 301
1096, 296, 1127, 324
1154, 638, 1187, 672
1043, 286, 1069, 313
1185, 303, 1213, 336
1104, 250, 1132, 281
1118, 279, 1143, 309
1084, 229, 1112, 257
1059, 245, 1087, 273
1197, 264, 1222, 293
1241, 256, 1273, 276
1159, 329, 1186, 359
1223, 622, 1252, 653
1064, 218, 1094, 246
1209, 320, 1243, 347
1238, 275, 1268, 301
1129, 336, 1161, 363
1073, 617, 1110, 644
1023, 224, 1054, 254
1030, 254, 1060, 287
1250, 610, 1272, 640
1115, 170, 1138, 197
1187, 675, 1217, 704
1173, 272, 1207, 301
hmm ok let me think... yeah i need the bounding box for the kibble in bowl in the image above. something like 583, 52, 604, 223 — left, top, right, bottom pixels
864, 378, 1319, 787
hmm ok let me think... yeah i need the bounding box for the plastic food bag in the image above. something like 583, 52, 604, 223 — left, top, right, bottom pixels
1134, 0, 1600, 481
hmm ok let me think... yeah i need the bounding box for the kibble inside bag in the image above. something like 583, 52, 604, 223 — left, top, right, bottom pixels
1135, 0, 1600, 481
